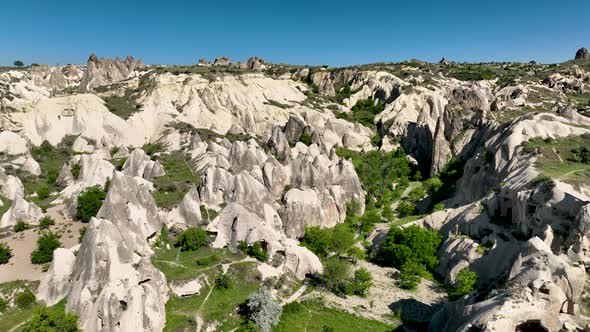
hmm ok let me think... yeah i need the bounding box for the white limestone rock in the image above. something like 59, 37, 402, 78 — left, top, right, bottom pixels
0, 195, 43, 228
37, 248, 76, 305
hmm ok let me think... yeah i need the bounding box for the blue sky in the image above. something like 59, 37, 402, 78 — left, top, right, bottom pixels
1, 0, 589, 67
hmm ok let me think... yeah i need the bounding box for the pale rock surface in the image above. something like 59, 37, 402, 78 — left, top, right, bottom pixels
37, 248, 76, 305
0, 131, 28, 155
123, 148, 166, 181
0, 195, 43, 227
21, 156, 42, 176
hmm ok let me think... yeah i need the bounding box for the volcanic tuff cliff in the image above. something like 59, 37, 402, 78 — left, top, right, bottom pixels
0, 51, 589, 331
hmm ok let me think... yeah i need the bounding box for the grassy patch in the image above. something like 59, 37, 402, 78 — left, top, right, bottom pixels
163, 262, 260, 332
0, 195, 11, 217
152, 247, 244, 281
336, 99, 384, 128
152, 152, 200, 209
523, 135, 590, 187
20, 136, 76, 210
392, 214, 425, 226
102, 89, 142, 120
275, 298, 395, 332
0, 280, 40, 330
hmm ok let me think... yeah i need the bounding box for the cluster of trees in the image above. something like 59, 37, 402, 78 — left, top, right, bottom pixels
31, 231, 62, 264
376, 225, 441, 290
174, 227, 208, 251
22, 306, 80, 332
318, 258, 373, 297
336, 99, 385, 129
300, 223, 356, 259
337, 148, 411, 210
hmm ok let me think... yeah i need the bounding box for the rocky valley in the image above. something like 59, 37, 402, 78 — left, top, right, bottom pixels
0, 50, 589, 332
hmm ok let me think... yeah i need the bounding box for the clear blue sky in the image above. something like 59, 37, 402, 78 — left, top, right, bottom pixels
1, 0, 589, 67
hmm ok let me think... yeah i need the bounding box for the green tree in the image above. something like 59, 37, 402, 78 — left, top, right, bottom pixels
13, 60, 24, 67
395, 200, 416, 217
301, 226, 332, 257
449, 268, 478, 299
320, 258, 352, 295
75, 186, 106, 222
330, 223, 355, 255
377, 225, 441, 270
31, 231, 62, 264
407, 187, 425, 202
0, 243, 12, 264
398, 261, 422, 290
15, 289, 36, 309
349, 267, 373, 297
22, 306, 80, 332
174, 227, 208, 251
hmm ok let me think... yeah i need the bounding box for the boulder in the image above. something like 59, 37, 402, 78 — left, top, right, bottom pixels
0, 195, 43, 228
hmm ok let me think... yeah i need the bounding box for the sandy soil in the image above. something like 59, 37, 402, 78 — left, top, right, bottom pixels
0, 205, 84, 283
302, 260, 447, 324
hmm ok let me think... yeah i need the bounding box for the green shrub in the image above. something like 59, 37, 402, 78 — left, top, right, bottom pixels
344, 99, 385, 128
14, 220, 29, 232
174, 227, 208, 251
39, 216, 55, 230
370, 135, 382, 147
246, 242, 268, 262
449, 268, 478, 299
15, 288, 36, 309
319, 258, 352, 295
75, 186, 106, 222
301, 223, 355, 258
398, 261, 422, 290
22, 305, 80, 332
46, 169, 58, 185
236, 321, 260, 332
407, 187, 425, 202
71, 164, 81, 179
0, 243, 12, 264
110, 146, 120, 156
31, 231, 62, 264
349, 267, 373, 297
301, 227, 332, 257
329, 224, 355, 255
336, 148, 410, 209
299, 133, 313, 146
282, 301, 305, 314
433, 203, 446, 211
395, 200, 417, 217
377, 225, 441, 270
0, 297, 7, 312
359, 208, 380, 234
381, 205, 394, 222
215, 273, 234, 289
37, 185, 50, 200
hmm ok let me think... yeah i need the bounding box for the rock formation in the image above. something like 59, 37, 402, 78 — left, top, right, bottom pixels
575, 47, 590, 60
